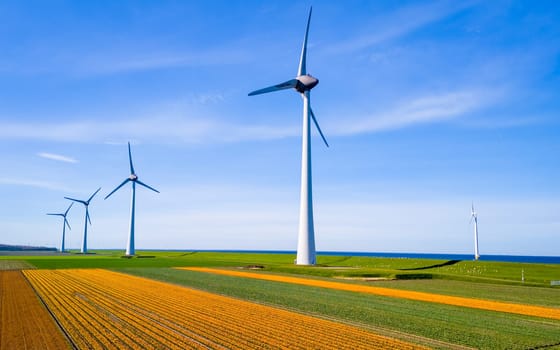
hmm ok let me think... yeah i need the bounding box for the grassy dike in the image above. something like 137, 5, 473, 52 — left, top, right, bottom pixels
3, 251, 559, 349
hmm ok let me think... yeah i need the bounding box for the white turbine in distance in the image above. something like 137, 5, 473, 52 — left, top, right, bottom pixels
470, 203, 480, 261
46, 202, 73, 252
249, 7, 328, 265
65, 188, 101, 254
105, 142, 159, 256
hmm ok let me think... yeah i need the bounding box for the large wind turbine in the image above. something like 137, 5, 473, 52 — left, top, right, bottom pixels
249, 7, 328, 265
47, 202, 73, 252
470, 203, 480, 260
104, 142, 159, 256
65, 188, 101, 254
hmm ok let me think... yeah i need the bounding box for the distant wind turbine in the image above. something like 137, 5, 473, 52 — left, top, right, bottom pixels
470, 203, 480, 260
46, 202, 73, 252
65, 188, 101, 254
105, 142, 159, 256
248, 7, 328, 265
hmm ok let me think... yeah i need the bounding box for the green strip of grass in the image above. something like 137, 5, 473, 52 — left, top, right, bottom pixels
10, 251, 295, 269
6, 251, 559, 288
119, 267, 560, 350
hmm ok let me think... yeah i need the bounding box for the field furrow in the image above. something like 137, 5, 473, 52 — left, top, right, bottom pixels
180, 267, 560, 320
24, 269, 427, 349
75, 269, 403, 349
25, 270, 206, 350
0, 270, 70, 350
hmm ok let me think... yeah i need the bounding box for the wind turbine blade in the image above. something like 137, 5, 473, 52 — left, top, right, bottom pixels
297, 7, 312, 76
86, 208, 91, 225
309, 107, 329, 147
64, 218, 71, 230
64, 197, 87, 205
248, 79, 298, 96
64, 202, 73, 216
104, 179, 130, 200
136, 180, 160, 193
88, 187, 102, 202
128, 142, 135, 175
47, 213, 63, 217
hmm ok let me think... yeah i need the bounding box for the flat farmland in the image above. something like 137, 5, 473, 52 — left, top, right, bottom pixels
24, 269, 428, 349
181, 267, 560, 320
125, 266, 560, 349
3, 252, 559, 349
0, 270, 70, 350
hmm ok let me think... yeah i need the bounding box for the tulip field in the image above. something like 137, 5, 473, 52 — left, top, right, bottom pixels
2, 252, 559, 349
23, 269, 428, 349
181, 267, 560, 320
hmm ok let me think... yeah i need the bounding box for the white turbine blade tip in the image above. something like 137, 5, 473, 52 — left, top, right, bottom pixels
310, 107, 329, 147
128, 142, 135, 174
137, 180, 160, 193
88, 187, 102, 202
297, 7, 313, 77
248, 79, 298, 96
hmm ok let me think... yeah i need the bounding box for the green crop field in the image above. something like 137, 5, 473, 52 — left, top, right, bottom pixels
3, 250, 559, 349
121, 267, 560, 350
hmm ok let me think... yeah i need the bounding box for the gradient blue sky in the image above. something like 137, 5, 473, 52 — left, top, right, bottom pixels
1, 1, 559, 256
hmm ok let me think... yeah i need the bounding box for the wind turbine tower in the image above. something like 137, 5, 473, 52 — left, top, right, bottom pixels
249, 7, 328, 265
65, 188, 101, 254
47, 202, 73, 252
471, 203, 480, 260
105, 142, 159, 256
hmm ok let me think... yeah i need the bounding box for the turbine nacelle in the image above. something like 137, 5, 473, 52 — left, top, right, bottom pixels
295, 74, 318, 93
129, 174, 138, 181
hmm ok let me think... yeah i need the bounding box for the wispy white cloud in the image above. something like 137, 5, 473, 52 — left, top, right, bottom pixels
0, 178, 73, 192
37, 152, 78, 163
73, 47, 252, 76
325, 1, 478, 55
0, 117, 299, 144
0, 89, 508, 144
328, 89, 500, 135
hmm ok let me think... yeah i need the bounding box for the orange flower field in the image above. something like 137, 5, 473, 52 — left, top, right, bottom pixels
181, 267, 560, 321
24, 269, 428, 349
0, 270, 70, 350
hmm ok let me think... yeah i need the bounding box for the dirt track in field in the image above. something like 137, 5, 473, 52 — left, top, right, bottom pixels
0, 270, 70, 350
181, 267, 560, 320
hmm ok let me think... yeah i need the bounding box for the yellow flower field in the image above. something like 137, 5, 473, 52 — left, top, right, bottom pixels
24, 269, 428, 349
181, 267, 560, 320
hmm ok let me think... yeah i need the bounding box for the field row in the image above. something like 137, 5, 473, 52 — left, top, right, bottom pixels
0, 271, 70, 350
24, 269, 428, 349
181, 267, 560, 320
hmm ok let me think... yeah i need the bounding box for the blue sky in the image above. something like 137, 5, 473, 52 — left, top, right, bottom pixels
1, 1, 559, 256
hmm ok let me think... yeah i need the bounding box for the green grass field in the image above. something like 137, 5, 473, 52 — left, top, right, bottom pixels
3, 250, 559, 349
6, 250, 558, 286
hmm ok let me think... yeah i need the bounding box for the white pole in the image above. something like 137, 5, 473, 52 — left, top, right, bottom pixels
474, 216, 479, 260
296, 91, 316, 265
61, 221, 66, 252
81, 211, 87, 253
127, 182, 136, 256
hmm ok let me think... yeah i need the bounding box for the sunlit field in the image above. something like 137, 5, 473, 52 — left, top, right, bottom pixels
2, 251, 559, 349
